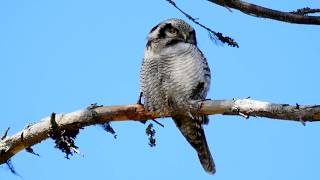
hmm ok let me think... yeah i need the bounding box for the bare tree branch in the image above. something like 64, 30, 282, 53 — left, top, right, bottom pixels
208, 0, 320, 25
1, 99, 320, 165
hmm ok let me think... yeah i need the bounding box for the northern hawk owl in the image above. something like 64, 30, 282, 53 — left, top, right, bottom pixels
140, 19, 215, 174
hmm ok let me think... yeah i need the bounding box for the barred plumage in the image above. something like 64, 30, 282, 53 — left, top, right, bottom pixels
140, 19, 215, 174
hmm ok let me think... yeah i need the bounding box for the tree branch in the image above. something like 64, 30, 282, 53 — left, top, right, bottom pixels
208, 0, 320, 25
1, 99, 320, 164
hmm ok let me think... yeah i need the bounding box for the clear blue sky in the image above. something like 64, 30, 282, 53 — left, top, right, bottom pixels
1, 0, 320, 179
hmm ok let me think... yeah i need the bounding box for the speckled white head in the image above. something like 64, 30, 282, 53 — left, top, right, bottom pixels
146, 18, 197, 47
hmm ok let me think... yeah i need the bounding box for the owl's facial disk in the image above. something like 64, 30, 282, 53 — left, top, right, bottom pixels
160, 23, 196, 45
148, 20, 197, 46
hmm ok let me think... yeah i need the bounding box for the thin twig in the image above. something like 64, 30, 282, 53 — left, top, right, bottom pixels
1, 127, 10, 140
165, 0, 239, 47
151, 119, 164, 127
291, 7, 320, 16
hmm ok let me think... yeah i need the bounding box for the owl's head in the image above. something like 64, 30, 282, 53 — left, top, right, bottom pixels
147, 19, 197, 47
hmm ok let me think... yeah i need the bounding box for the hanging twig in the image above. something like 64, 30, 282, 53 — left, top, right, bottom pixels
165, 0, 239, 47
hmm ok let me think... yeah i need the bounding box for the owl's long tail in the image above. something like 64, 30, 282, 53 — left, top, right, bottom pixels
173, 115, 216, 174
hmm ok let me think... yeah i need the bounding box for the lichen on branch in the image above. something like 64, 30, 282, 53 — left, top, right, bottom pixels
1, 99, 320, 166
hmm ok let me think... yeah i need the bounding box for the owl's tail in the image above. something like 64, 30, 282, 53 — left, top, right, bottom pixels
173, 115, 216, 174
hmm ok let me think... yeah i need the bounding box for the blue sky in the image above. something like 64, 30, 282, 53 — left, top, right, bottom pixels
1, 0, 320, 179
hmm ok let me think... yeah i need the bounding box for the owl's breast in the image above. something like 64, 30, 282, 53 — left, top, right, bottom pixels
161, 43, 210, 98
140, 42, 210, 114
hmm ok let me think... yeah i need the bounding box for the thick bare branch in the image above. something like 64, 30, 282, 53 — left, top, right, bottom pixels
208, 0, 320, 25
1, 99, 320, 164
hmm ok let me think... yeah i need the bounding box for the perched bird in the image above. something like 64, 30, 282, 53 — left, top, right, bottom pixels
139, 19, 215, 174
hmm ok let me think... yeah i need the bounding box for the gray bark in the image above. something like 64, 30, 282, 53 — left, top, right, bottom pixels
1, 99, 320, 164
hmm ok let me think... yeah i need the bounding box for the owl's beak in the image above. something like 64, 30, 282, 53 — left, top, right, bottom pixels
182, 32, 196, 44
182, 32, 189, 42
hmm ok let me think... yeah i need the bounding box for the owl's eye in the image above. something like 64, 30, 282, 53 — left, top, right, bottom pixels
169, 28, 179, 35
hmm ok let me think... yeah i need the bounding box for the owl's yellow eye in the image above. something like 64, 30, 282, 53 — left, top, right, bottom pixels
169, 28, 179, 35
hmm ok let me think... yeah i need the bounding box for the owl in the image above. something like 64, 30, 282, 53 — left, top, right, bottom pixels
139, 19, 215, 174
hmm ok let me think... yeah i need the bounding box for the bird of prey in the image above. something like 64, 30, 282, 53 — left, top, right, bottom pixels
139, 19, 215, 174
